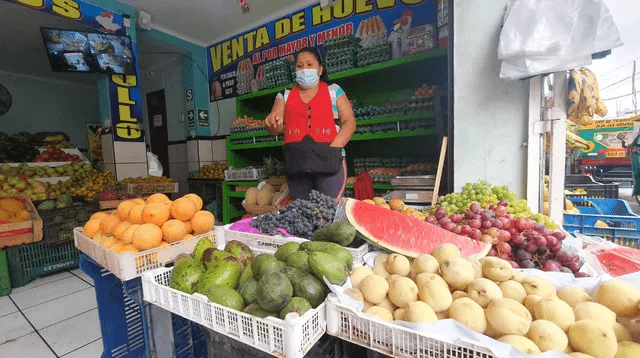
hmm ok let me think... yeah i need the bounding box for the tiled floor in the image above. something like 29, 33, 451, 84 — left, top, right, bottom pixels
0, 269, 102, 358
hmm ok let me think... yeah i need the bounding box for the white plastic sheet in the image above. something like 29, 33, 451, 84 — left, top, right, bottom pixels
147, 152, 163, 176
499, 0, 622, 80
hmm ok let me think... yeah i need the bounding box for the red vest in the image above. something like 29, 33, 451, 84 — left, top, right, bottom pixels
283, 82, 337, 144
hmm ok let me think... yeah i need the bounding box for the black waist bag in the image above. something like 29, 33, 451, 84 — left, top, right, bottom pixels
283, 135, 342, 175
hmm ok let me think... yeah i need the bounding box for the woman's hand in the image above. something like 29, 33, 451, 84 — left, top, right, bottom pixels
265, 112, 284, 135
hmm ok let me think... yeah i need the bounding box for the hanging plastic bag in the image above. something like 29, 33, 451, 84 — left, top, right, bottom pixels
498, 0, 622, 80
147, 152, 163, 177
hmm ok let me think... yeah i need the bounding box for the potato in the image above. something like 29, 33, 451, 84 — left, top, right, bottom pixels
417, 273, 452, 312
449, 297, 486, 333
411, 254, 439, 277
616, 341, 640, 358
386, 274, 401, 286
404, 301, 437, 323
372, 264, 390, 278
467, 278, 503, 308
365, 306, 393, 322
527, 319, 569, 352
359, 275, 390, 304
363, 300, 374, 312
522, 276, 557, 297
344, 288, 364, 302
440, 257, 475, 290
393, 308, 406, 321
568, 320, 617, 358
436, 310, 449, 320
524, 295, 543, 317
617, 317, 640, 342
573, 302, 617, 327
389, 277, 419, 308
558, 286, 592, 308
534, 296, 575, 332
511, 270, 525, 283
376, 296, 397, 313
613, 322, 633, 342
432, 243, 460, 265
486, 298, 532, 336
482, 257, 513, 282
350, 266, 373, 288
452, 291, 468, 301
386, 254, 411, 277
374, 254, 389, 267
595, 280, 640, 318
499, 281, 527, 303
466, 257, 483, 278
484, 319, 501, 339
568, 353, 595, 358
497, 335, 541, 355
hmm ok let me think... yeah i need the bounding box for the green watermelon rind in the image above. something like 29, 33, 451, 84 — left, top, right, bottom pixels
345, 199, 491, 259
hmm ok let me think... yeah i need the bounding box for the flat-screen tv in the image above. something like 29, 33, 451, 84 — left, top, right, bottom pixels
41, 27, 136, 75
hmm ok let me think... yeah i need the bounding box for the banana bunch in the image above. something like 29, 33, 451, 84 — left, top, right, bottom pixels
545, 122, 590, 150
567, 68, 607, 126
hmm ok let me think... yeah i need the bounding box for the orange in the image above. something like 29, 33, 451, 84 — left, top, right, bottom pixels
183, 194, 203, 211
113, 221, 132, 240
0, 198, 24, 212
102, 236, 117, 248
132, 198, 146, 205
120, 245, 140, 254
132, 224, 163, 250
147, 193, 170, 204
183, 220, 193, 234
93, 232, 106, 245
0, 210, 11, 221
170, 198, 197, 221
191, 211, 215, 235
182, 234, 194, 240
15, 210, 29, 220
142, 203, 170, 226
110, 241, 125, 252
121, 224, 140, 245
100, 215, 121, 235
116, 201, 136, 221
158, 241, 170, 248
90, 212, 109, 221
162, 220, 187, 243
129, 204, 146, 224
83, 219, 102, 238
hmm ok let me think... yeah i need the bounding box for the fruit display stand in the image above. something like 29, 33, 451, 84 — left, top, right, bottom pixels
37, 199, 100, 245
74, 228, 218, 281
0, 196, 43, 248
224, 48, 449, 224
223, 224, 370, 265
141, 261, 328, 358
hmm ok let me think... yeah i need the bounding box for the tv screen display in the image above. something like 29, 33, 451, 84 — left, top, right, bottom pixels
41, 28, 136, 75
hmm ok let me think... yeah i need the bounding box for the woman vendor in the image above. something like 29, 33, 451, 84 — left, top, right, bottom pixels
265, 47, 356, 200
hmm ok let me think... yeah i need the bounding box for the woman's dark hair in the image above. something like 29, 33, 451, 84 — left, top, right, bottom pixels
295, 47, 329, 82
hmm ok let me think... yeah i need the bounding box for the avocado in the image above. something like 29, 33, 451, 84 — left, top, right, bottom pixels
196, 257, 242, 294
274, 242, 300, 261
252, 254, 286, 280
285, 251, 309, 272
206, 284, 245, 311
312, 222, 356, 247
280, 266, 327, 308
256, 272, 293, 312
279, 297, 312, 320
308, 252, 347, 286
243, 304, 278, 319
238, 277, 259, 304
193, 237, 216, 263
169, 257, 205, 294
224, 240, 254, 269
202, 248, 232, 270
300, 242, 353, 270
239, 263, 254, 283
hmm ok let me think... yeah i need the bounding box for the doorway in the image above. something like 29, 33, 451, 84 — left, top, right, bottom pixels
146, 89, 170, 177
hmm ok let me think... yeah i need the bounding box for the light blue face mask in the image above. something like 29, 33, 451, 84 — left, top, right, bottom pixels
296, 69, 320, 89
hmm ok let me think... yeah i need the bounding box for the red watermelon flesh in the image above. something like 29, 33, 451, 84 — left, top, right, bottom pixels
345, 199, 492, 259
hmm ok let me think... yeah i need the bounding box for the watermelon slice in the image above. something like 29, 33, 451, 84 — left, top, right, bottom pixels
345, 199, 491, 258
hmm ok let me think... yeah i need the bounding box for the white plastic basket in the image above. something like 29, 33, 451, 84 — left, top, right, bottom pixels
141, 265, 327, 358
223, 225, 370, 264
73, 227, 216, 281
325, 294, 496, 358
224, 167, 267, 181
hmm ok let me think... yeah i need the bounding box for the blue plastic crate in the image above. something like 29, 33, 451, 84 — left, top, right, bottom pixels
564, 198, 640, 248
149, 305, 207, 358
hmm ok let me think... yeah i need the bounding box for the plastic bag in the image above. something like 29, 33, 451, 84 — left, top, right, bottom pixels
499, 0, 622, 80
147, 152, 163, 177
574, 231, 640, 277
